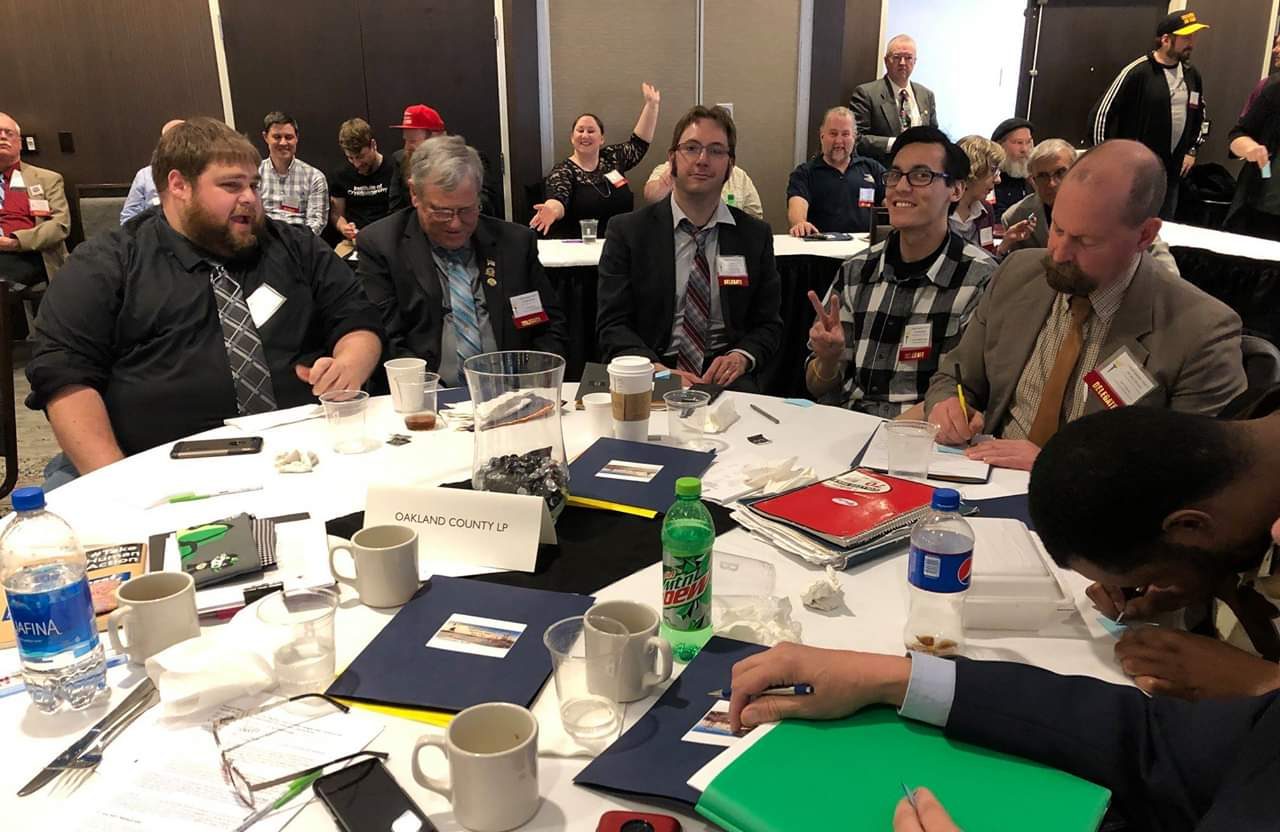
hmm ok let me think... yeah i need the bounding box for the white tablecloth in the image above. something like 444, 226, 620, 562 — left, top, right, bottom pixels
537, 235, 868, 270
3, 391, 1119, 830
1162, 220, 1280, 262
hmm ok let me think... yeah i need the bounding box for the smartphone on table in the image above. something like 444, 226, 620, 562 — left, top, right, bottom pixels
169, 437, 264, 459
313, 757, 436, 832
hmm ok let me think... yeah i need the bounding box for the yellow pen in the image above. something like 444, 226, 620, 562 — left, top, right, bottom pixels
955, 363, 970, 425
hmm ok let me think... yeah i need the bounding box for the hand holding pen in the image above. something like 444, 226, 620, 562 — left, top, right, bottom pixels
894, 785, 960, 832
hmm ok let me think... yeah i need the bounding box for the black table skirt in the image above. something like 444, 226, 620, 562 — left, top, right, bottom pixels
1171, 245, 1280, 344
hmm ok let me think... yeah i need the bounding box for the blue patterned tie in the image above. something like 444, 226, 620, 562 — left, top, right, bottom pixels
677, 219, 713, 376
209, 264, 277, 415
441, 249, 483, 377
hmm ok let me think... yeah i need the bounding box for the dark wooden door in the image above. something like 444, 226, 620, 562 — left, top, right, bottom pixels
219, 0, 368, 177
356, 0, 503, 214
1016, 0, 1168, 147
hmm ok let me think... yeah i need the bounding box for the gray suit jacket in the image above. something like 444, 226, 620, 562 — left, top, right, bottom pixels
923, 249, 1246, 434
849, 78, 938, 163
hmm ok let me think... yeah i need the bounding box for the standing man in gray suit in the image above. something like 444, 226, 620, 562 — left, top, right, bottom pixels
923, 140, 1244, 472
849, 34, 938, 164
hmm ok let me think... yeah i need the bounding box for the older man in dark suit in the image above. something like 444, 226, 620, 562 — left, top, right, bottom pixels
924, 140, 1245, 471
358, 136, 567, 387
849, 35, 939, 164
596, 105, 782, 392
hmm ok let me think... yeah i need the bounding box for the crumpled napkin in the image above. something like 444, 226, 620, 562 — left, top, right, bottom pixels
703, 398, 740, 434
713, 595, 803, 645
275, 448, 319, 473
801, 566, 847, 612
143, 600, 283, 718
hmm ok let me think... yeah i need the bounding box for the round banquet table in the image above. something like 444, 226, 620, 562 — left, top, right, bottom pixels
1, 389, 1127, 830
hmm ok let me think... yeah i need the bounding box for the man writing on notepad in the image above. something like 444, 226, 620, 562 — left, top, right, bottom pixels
727, 504, 1280, 832
921, 139, 1244, 471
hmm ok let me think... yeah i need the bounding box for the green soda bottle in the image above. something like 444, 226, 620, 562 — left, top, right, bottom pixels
725, 192, 736, 208
660, 476, 715, 662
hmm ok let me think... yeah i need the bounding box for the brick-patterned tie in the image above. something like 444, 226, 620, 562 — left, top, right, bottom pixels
1027, 295, 1091, 447
209, 264, 277, 415
898, 89, 911, 131
677, 219, 712, 376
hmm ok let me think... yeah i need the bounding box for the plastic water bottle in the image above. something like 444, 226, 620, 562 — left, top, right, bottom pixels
0, 487, 106, 711
903, 488, 973, 657
661, 477, 715, 663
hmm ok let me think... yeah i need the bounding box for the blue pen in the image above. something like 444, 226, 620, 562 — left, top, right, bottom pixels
0, 653, 128, 698
707, 684, 814, 699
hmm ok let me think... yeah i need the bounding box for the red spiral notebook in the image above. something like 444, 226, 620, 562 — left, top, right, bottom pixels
745, 469, 935, 549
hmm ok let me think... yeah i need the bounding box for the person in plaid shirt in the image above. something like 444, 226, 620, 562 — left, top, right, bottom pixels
806, 126, 996, 418
257, 111, 328, 235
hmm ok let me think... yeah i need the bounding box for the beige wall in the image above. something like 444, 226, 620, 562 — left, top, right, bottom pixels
548, 0, 698, 202
704, 0, 802, 229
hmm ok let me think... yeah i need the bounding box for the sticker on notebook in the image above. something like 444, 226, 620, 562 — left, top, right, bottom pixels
596, 459, 663, 483
681, 700, 757, 747
426, 613, 526, 659
826, 470, 891, 494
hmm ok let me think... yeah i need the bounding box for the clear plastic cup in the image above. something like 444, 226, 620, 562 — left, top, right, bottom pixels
580, 219, 598, 243
664, 389, 711, 449
885, 420, 939, 480
385, 358, 429, 413
398, 374, 440, 431
543, 616, 626, 748
256, 588, 338, 696
319, 389, 371, 454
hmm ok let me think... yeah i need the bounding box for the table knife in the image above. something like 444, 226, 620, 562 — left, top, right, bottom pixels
17, 678, 157, 797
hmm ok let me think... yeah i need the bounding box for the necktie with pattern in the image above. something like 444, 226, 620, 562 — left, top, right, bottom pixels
1027, 295, 1092, 447
677, 219, 713, 376
898, 89, 911, 131
209, 264, 277, 415
441, 249, 484, 381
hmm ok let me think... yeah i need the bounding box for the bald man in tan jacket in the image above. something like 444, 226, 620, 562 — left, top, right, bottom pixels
0, 112, 70, 288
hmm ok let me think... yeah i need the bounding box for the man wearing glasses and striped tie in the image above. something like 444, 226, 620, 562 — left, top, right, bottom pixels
357, 135, 567, 388
597, 105, 782, 391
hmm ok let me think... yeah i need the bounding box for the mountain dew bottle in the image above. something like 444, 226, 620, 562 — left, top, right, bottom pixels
661, 477, 715, 662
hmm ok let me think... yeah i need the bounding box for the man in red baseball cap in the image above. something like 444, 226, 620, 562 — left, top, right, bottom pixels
387, 104, 501, 217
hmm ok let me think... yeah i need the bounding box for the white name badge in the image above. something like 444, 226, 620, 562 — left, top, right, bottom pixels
603, 169, 628, 189
246, 283, 286, 328
716, 255, 749, 287
509, 290, 549, 329
26, 184, 44, 199
898, 322, 932, 362
979, 226, 994, 246
1189, 91, 1201, 107
1084, 347, 1157, 409
364, 484, 555, 576
858, 187, 875, 208
28, 199, 51, 217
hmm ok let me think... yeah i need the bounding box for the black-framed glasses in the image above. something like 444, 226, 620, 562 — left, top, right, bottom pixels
1031, 167, 1070, 186
674, 141, 731, 161
882, 167, 952, 188
212, 693, 387, 808
426, 205, 480, 223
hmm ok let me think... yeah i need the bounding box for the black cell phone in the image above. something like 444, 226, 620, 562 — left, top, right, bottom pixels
169, 437, 264, 459
313, 758, 436, 832
690, 382, 725, 404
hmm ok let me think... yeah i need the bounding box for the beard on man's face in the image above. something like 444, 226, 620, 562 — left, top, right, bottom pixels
1002, 158, 1029, 180
184, 199, 263, 261
1042, 254, 1098, 296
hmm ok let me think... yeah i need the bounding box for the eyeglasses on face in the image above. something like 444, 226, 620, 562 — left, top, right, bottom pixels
887, 53, 916, 64
882, 167, 952, 188
674, 141, 731, 161
426, 205, 480, 223
1031, 167, 1071, 186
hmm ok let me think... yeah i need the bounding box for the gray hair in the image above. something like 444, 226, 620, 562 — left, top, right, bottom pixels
822, 106, 856, 130
884, 34, 916, 57
410, 135, 483, 196
1028, 138, 1077, 170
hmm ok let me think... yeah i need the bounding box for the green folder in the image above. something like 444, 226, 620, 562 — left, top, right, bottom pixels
695, 707, 1111, 831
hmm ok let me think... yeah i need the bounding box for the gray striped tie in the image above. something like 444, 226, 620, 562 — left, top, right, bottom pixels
209, 264, 277, 415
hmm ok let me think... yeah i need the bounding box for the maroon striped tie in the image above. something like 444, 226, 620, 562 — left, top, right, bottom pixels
677, 219, 712, 376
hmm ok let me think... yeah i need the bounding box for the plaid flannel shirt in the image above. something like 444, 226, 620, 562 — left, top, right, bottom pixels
258, 157, 328, 235
813, 231, 996, 418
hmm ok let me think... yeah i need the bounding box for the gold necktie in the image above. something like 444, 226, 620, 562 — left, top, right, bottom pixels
1028, 295, 1091, 447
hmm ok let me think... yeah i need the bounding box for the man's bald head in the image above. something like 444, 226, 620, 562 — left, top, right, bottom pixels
1061, 139, 1166, 227
161, 119, 185, 136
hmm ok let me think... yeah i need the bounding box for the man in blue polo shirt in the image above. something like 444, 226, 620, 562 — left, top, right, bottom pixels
787, 107, 886, 236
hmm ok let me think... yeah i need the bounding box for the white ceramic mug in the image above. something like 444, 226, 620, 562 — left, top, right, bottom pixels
584, 600, 672, 703
412, 702, 540, 831
328, 525, 420, 608
607, 356, 654, 442
107, 572, 200, 664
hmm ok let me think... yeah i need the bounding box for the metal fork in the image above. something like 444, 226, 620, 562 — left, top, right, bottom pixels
48, 684, 160, 771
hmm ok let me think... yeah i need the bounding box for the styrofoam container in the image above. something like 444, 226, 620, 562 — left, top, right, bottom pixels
964, 518, 1073, 632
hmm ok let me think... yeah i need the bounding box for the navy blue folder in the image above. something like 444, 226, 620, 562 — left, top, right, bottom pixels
568, 438, 716, 514
327, 576, 593, 712
574, 636, 766, 807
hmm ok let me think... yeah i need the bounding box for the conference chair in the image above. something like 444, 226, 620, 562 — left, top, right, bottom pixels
1242, 333, 1280, 390
73, 183, 132, 247
0, 280, 20, 500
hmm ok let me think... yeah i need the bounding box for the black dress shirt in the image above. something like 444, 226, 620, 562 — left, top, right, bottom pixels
26, 209, 383, 455
786, 154, 886, 233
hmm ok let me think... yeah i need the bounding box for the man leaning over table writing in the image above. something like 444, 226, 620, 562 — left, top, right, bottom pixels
920, 139, 1244, 471
25, 118, 383, 489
